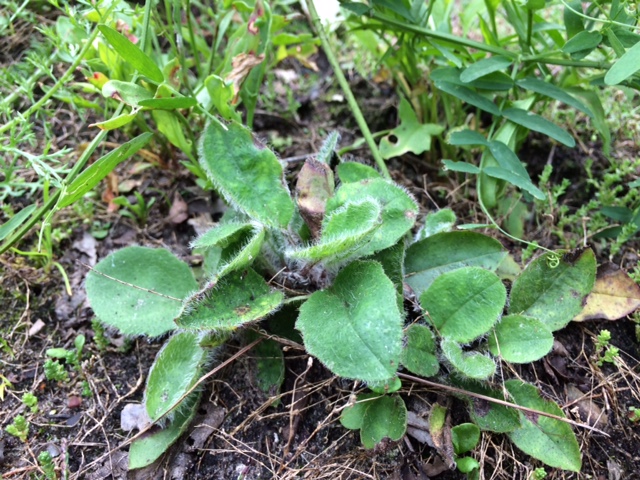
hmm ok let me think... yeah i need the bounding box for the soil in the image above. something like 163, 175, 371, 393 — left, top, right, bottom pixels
2, 13, 640, 480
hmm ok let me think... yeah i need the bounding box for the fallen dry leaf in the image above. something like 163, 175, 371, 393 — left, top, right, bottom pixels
573, 263, 640, 321
167, 191, 189, 225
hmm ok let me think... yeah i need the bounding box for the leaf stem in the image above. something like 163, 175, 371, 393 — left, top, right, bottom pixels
306, 0, 390, 179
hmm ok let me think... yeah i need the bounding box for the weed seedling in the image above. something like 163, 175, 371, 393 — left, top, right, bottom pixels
594, 330, 620, 367
112, 192, 156, 226
22, 392, 38, 413
46, 334, 85, 371
44, 360, 69, 383
531, 468, 547, 479
5, 414, 29, 442
628, 407, 640, 423
91, 319, 109, 351
38, 450, 57, 480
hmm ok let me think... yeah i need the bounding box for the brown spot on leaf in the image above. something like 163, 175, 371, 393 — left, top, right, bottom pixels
234, 306, 251, 316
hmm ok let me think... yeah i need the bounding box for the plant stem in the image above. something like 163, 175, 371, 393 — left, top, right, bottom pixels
306, 0, 390, 179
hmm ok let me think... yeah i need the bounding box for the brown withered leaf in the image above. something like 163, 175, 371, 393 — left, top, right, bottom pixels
573, 263, 640, 321
167, 191, 189, 225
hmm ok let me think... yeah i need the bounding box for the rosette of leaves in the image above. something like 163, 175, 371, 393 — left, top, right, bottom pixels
86, 119, 596, 472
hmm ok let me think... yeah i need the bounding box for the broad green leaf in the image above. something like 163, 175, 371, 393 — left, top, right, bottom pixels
369, 242, 406, 311
337, 162, 381, 183
90, 110, 138, 130
443, 160, 480, 174
447, 129, 489, 146
368, 376, 402, 394
502, 108, 575, 147
216, 226, 265, 278
360, 395, 407, 449
191, 222, 253, 249
416, 208, 456, 240
86, 247, 197, 337
325, 179, 418, 258
379, 97, 444, 159
460, 56, 513, 83
253, 337, 285, 404
434, 80, 501, 116
203, 75, 240, 121
420, 267, 506, 343
145, 331, 206, 421
509, 249, 596, 331
441, 337, 496, 379
176, 268, 283, 330
456, 457, 480, 474
128, 392, 200, 469
562, 30, 602, 56
98, 25, 164, 83
102, 80, 152, 106
340, 393, 380, 430
488, 315, 553, 363
400, 324, 439, 377
605, 40, 640, 85
516, 77, 593, 117
405, 231, 506, 297
455, 380, 520, 433
486, 140, 530, 179
296, 261, 403, 382
286, 199, 381, 263
0, 204, 37, 241
506, 380, 582, 472
138, 96, 198, 110
59, 133, 152, 208
564, 0, 584, 39
198, 120, 295, 228
451, 423, 481, 455
483, 166, 545, 200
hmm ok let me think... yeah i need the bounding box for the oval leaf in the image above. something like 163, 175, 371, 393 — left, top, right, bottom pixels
516, 77, 593, 117
400, 324, 439, 378
605, 40, 640, 85
296, 261, 403, 382
420, 267, 506, 343
441, 337, 496, 380
460, 56, 513, 83
360, 395, 407, 449
502, 108, 575, 147
435, 80, 501, 116
488, 315, 553, 363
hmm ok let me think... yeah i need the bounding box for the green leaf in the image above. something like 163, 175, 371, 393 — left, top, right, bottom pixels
325, 179, 418, 258
460, 56, 513, 83
286, 199, 382, 264
400, 324, 439, 377
59, 133, 152, 208
215, 226, 265, 278
176, 268, 284, 330
98, 25, 164, 83
0, 204, 37, 241
442, 160, 480, 174
509, 249, 596, 331
502, 108, 575, 147
416, 208, 457, 240
128, 392, 200, 469
456, 380, 520, 433
379, 97, 444, 159
85, 247, 197, 337
506, 380, 582, 471
420, 267, 506, 343
456, 456, 480, 474
340, 393, 380, 430
451, 423, 481, 455
516, 77, 593, 117
90, 110, 138, 131
360, 395, 407, 449
337, 162, 382, 183
434, 80, 501, 116
296, 261, 403, 382
483, 166, 545, 200
152, 109, 192, 154
102, 80, 153, 107
145, 331, 206, 421
138, 96, 198, 110
441, 337, 496, 380
564, 0, 584, 39
447, 129, 489, 146
369, 242, 406, 311
562, 30, 602, 55
253, 337, 285, 404
198, 120, 295, 228
605, 40, 640, 85
405, 231, 506, 297
488, 315, 554, 363
191, 222, 253, 249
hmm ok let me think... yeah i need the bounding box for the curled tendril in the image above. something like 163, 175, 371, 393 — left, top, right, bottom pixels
547, 254, 560, 269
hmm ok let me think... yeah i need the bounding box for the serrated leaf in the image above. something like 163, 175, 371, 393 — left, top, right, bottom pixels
360, 395, 407, 449
416, 208, 456, 240
509, 249, 596, 331
488, 315, 553, 363
296, 261, 403, 382
400, 324, 439, 377
502, 108, 575, 147
59, 133, 153, 208
605, 40, 640, 85
85, 247, 197, 337
379, 97, 444, 159
337, 162, 382, 183
286, 199, 381, 263
98, 25, 164, 83
573, 263, 640, 321
145, 332, 206, 421
129, 392, 200, 469
441, 337, 496, 380
198, 120, 295, 228
420, 267, 506, 343
176, 268, 284, 330
435, 80, 501, 116
325, 179, 418, 258
460, 56, 513, 83
405, 231, 506, 297
516, 77, 593, 117
506, 380, 582, 472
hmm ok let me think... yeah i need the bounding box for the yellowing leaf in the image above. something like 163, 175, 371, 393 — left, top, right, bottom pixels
573, 264, 640, 321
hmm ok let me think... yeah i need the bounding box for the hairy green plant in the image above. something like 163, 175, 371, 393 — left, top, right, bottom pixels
85, 124, 596, 472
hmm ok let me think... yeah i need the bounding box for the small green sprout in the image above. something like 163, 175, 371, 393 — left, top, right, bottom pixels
629, 406, 640, 423
6, 414, 29, 442
531, 467, 547, 479
44, 359, 69, 382
22, 392, 38, 413
38, 450, 57, 480
594, 330, 620, 367
92, 319, 109, 351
